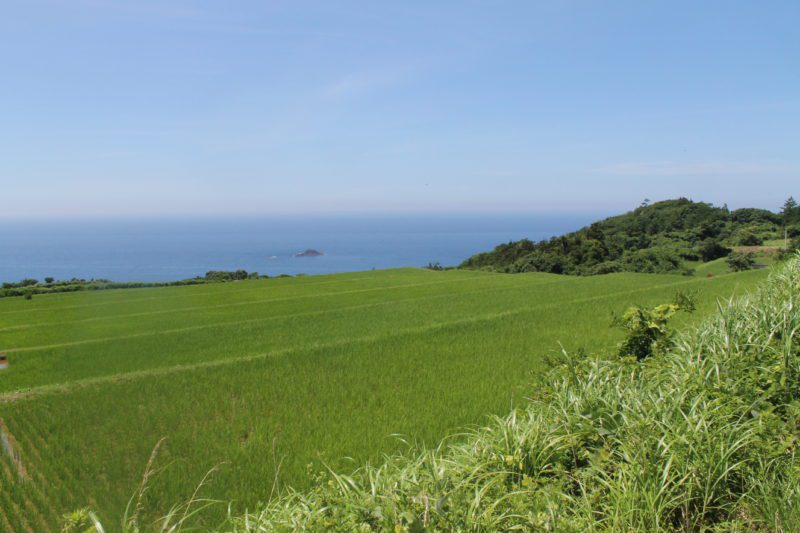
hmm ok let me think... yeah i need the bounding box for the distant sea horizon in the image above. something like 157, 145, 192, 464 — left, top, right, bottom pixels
0, 213, 604, 283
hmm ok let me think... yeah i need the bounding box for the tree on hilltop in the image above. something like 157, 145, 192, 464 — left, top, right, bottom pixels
783, 196, 800, 225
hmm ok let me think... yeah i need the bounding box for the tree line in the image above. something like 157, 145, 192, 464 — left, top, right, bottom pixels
0, 270, 271, 299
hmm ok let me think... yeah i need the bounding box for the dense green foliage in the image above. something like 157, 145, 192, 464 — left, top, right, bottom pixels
462, 198, 790, 275
727, 251, 757, 272
613, 291, 696, 360
778, 237, 800, 261
206, 255, 799, 531
0, 271, 265, 299
0, 267, 768, 530
203, 270, 261, 282
783, 196, 800, 229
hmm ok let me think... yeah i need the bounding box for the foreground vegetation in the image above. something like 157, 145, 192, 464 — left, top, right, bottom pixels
0, 266, 769, 530
218, 253, 800, 531
462, 197, 800, 275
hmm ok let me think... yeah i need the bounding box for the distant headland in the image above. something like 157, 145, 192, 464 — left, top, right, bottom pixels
295, 249, 323, 257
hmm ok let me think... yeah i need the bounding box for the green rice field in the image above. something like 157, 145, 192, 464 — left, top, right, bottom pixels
0, 266, 771, 530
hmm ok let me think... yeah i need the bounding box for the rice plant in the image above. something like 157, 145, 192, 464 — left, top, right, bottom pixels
225, 255, 800, 531
0, 266, 772, 528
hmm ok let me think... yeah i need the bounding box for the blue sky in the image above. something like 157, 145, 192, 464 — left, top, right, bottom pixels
1, 0, 798, 217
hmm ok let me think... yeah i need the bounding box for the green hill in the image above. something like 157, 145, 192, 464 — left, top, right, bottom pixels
461, 198, 792, 275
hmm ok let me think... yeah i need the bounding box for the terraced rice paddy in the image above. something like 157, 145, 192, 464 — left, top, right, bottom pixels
0, 267, 771, 529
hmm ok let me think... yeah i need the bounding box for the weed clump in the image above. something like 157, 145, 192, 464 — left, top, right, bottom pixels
613, 290, 696, 360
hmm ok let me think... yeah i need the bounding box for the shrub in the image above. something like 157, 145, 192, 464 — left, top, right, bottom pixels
580, 260, 623, 275
621, 247, 683, 273
727, 251, 756, 272
698, 238, 731, 262
512, 250, 569, 274
737, 230, 763, 246
613, 291, 696, 360
204, 270, 251, 282
777, 238, 800, 261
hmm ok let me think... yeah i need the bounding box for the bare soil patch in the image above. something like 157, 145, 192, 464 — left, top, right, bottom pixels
734, 245, 781, 254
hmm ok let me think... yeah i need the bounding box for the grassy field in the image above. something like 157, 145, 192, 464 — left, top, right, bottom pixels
0, 266, 771, 530
687, 247, 781, 277
231, 257, 800, 532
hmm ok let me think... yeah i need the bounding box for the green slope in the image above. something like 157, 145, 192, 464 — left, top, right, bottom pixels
461, 198, 786, 275
0, 266, 770, 528
228, 257, 800, 532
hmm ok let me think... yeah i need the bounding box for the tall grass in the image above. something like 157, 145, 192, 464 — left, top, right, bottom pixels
229, 255, 800, 531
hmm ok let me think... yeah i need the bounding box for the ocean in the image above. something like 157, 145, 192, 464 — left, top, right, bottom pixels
0, 214, 598, 283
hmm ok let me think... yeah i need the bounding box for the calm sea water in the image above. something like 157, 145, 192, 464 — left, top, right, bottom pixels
0, 214, 597, 283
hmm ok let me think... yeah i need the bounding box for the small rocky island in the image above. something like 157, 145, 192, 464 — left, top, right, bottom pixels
295, 249, 323, 257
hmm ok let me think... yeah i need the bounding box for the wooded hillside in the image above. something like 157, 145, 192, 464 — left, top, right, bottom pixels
461, 197, 800, 275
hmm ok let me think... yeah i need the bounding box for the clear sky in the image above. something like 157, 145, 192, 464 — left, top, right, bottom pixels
1, 0, 798, 217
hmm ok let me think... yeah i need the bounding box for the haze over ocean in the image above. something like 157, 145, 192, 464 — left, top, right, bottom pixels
0, 214, 597, 282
